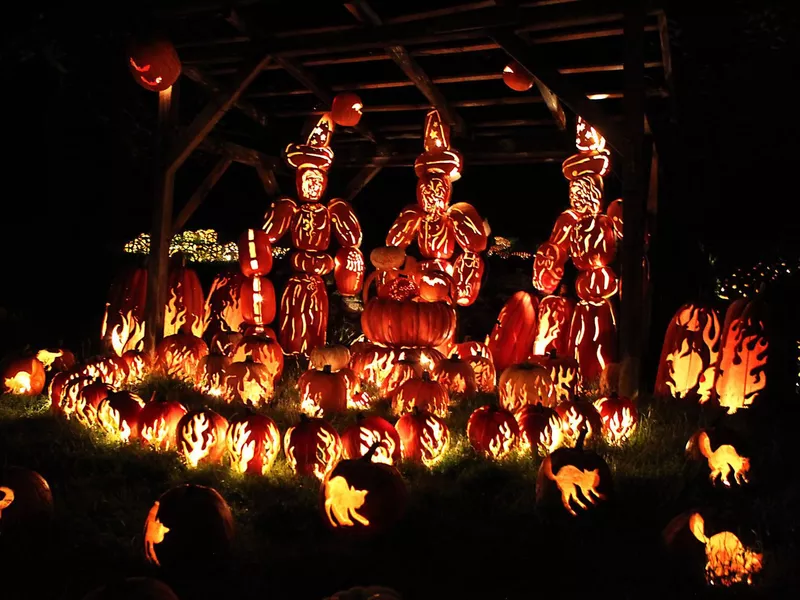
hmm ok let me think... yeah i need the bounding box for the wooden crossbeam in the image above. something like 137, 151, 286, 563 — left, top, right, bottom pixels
254, 160, 280, 198
173, 154, 232, 234
199, 137, 282, 169
182, 65, 268, 127
657, 10, 674, 98
533, 78, 567, 130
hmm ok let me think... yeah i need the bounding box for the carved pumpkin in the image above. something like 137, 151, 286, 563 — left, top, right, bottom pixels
237, 228, 272, 278
516, 404, 563, 456
464, 353, 496, 393
686, 428, 750, 487
362, 298, 456, 348
81, 577, 180, 600
576, 266, 618, 301
284, 415, 342, 479
320, 447, 407, 534
48, 371, 73, 416
331, 92, 363, 126
342, 414, 401, 465
381, 357, 419, 399
549, 209, 581, 249
432, 355, 477, 395
386, 205, 425, 249
308, 345, 349, 372
60, 375, 96, 420
97, 390, 145, 442
487, 291, 539, 372
177, 409, 229, 468
569, 214, 617, 271
204, 267, 245, 336
499, 362, 556, 411
418, 270, 454, 304
556, 398, 603, 447
655, 302, 721, 403
128, 38, 181, 92
416, 172, 451, 215
138, 398, 187, 451
536, 427, 612, 517
156, 334, 208, 382
350, 345, 401, 389
562, 149, 611, 180
298, 365, 349, 416
418, 215, 456, 259
568, 174, 604, 216
226, 412, 281, 475
449, 202, 488, 252
232, 334, 283, 372
396, 409, 450, 467
195, 354, 230, 398
328, 199, 363, 246
0, 467, 53, 538
102, 265, 148, 356
575, 116, 606, 153
292, 202, 331, 248
532, 294, 574, 356
2, 357, 46, 396
35, 348, 75, 373
334, 246, 365, 297
467, 405, 519, 460
391, 371, 449, 417
226, 358, 275, 407
210, 330, 243, 357
143, 484, 234, 570
82, 355, 129, 388
122, 349, 151, 383
370, 246, 407, 270
262, 196, 297, 242
529, 350, 580, 403
240, 275, 276, 328
594, 393, 638, 445
569, 300, 617, 382
295, 167, 330, 203
455, 340, 492, 361
502, 61, 534, 91
532, 241, 567, 295
164, 262, 205, 338
75, 381, 114, 427
279, 273, 329, 355
452, 250, 485, 306
606, 198, 623, 238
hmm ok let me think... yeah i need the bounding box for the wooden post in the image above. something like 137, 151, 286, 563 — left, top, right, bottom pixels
145, 86, 178, 354
619, 0, 646, 398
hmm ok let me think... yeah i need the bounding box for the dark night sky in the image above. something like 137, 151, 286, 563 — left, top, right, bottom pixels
2, 1, 799, 355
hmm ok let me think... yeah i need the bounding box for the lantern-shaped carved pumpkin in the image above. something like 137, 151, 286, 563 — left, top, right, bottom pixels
2, 357, 46, 396
575, 116, 606, 153
177, 409, 229, 468
516, 404, 563, 456
82, 355, 129, 388
331, 92, 364, 127
97, 390, 145, 442
532, 242, 567, 295
686, 429, 750, 487
75, 381, 114, 427
395, 409, 449, 467
240, 275, 277, 328
467, 405, 519, 460
334, 246, 366, 297
556, 398, 603, 447
226, 413, 281, 476
594, 393, 638, 445
342, 415, 402, 466
569, 299, 617, 382
499, 363, 556, 412
487, 291, 539, 372
529, 350, 580, 403
0, 467, 54, 537
238, 228, 273, 278
464, 353, 496, 393
143, 484, 234, 570
575, 266, 618, 302
195, 354, 230, 398
48, 370, 74, 416
128, 38, 181, 92
284, 415, 342, 480
432, 355, 477, 395
156, 334, 208, 382
102, 265, 148, 356
391, 371, 449, 417
164, 263, 205, 338
502, 61, 533, 91
138, 398, 187, 451
569, 214, 616, 271
298, 365, 349, 417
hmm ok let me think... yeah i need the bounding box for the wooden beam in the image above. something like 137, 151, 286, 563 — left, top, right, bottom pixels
172, 155, 232, 234
657, 10, 674, 98
533, 78, 567, 130
182, 65, 268, 127
166, 54, 271, 174
344, 157, 388, 202
491, 29, 630, 154
254, 160, 280, 198
198, 137, 282, 169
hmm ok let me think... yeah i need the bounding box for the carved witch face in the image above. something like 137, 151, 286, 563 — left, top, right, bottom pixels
569, 175, 603, 216
297, 167, 328, 202
416, 173, 451, 215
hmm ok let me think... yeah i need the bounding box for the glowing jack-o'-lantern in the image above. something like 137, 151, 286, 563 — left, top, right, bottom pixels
686, 429, 750, 487
226, 358, 275, 406
2, 357, 46, 396
36, 348, 75, 373
82, 355, 129, 388
416, 172, 451, 215
164, 262, 205, 338
556, 398, 603, 447
575, 116, 606, 153
487, 291, 539, 372
549, 209, 581, 249
569, 214, 616, 271
606, 198, 623, 238
502, 61, 534, 91
143, 484, 234, 570
59, 375, 96, 420
240, 275, 277, 328
205, 267, 246, 336
655, 302, 721, 403
562, 149, 611, 180
226, 413, 281, 475
350, 344, 401, 389
331, 91, 364, 127
458, 348, 496, 393
122, 349, 151, 384
75, 381, 114, 427
396, 409, 449, 467
432, 354, 477, 395
594, 392, 638, 445
279, 273, 329, 355
138, 397, 187, 451
532, 241, 567, 295
231, 334, 284, 384
391, 371, 449, 417
499, 363, 556, 412
195, 354, 230, 398
532, 295, 574, 357
342, 415, 401, 465
127, 38, 181, 92
0, 467, 53, 537
380, 356, 418, 398
568, 174, 604, 216
320, 447, 407, 534
334, 246, 365, 297
238, 228, 273, 278
362, 298, 456, 348
97, 390, 145, 443
467, 405, 519, 460
576, 266, 618, 301
569, 299, 617, 382
284, 415, 342, 480
690, 513, 763, 586
516, 404, 563, 456
529, 350, 580, 404
156, 334, 208, 382
537, 427, 612, 517
309, 345, 351, 372
177, 409, 229, 468
298, 365, 349, 416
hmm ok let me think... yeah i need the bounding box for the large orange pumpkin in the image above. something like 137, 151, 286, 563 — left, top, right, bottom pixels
487, 291, 539, 372
395, 409, 450, 467
498, 363, 556, 412
568, 300, 617, 382
432, 355, 477, 395
361, 299, 456, 348
341, 414, 401, 465
391, 371, 449, 417
177, 409, 229, 468
467, 405, 519, 460
2, 357, 46, 396
156, 334, 208, 382
226, 412, 281, 475
164, 262, 205, 338
532, 295, 574, 356
284, 415, 342, 479
331, 92, 363, 126
279, 273, 328, 355
298, 365, 349, 417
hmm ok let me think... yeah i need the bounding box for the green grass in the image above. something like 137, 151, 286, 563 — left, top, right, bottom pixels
0, 376, 794, 600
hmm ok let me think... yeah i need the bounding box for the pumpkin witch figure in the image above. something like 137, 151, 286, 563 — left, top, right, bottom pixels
262, 113, 365, 355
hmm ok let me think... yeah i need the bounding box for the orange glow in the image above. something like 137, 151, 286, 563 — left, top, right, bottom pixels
693, 432, 750, 487
228, 421, 280, 475
284, 425, 342, 480
143, 501, 170, 567
665, 306, 720, 402
575, 116, 607, 152
141, 417, 170, 449
35, 350, 63, 370
518, 410, 562, 456
182, 413, 218, 468
354, 427, 397, 465
164, 287, 204, 338
419, 416, 448, 466
4, 371, 32, 395
0, 486, 14, 518
689, 513, 763, 586
106, 309, 147, 357
714, 319, 768, 414
542, 460, 605, 516
324, 476, 369, 527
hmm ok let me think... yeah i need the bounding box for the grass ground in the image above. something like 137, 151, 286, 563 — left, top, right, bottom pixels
0, 368, 795, 600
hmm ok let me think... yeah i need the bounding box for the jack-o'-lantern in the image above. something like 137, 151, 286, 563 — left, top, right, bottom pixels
575, 116, 606, 153
686, 429, 750, 487
227, 358, 275, 406
97, 390, 145, 442
391, 371, 449, 417
402, 347, 445, 372
569, 214, 616, 271
487, 291, 539, 372
320, 447, 407, 534
128, 38, 181, 92
536, 427, 612, 517
416, 172, 451, 215
569, 299, 617, 382
240, 275, 277, 328
284, 415, 342, 479
143, 484, 234, 570
418, 270, 454, 304
310, 345, 351, 372
568, 174, 604, 216
561, 149, 611, 180
449, 203, 488, 253
36, 348, 75, 373
80, 577, 180, 600
156, 334, 208, 382
331, 92, 364, 127
467, 405, 519, 460
502, 61, 534, 91
334, 246, 365, 297
453, 251, 485, 306
122, 349, 151, 383
606, 198, 623, 238
164, 261, 205, 338
463, 353, 496, 393
138, 397, 187, 451
455, 340, 492, 361
59, 375, 96, 420
549, 209, 581, 249
362, 298, 456, 348
75, 381, 114, 427
298, 365, 349, 416
102, 265, 148, 356
290, 249, 334, 275
369, 246, 407, 271
529, 350, 580, 403
395, 409, 449, 467
532, 241, 567, 295
2, 357, 46, 396
516, 404, 563, 456
499, 363, 556, 412
655, 302, 721, 403
226, 412, 281, 475
238, 228, 273, 278
205, 267, 246, 335
350, 345, 401, 389
231, 334, 284, 386
48, 371, 73, 415
342, 414, 401, 465
177, 409, 229, 468
594, 392, 638, 445
0, 467, 53, 537
210, 330, 243, 357
576, 266, 618, 301
195, 354, 230, 398
279, 273, 329, 355
418, 215, 456, 259
556, 398, 603, 446
432, 355, 477, 395
330, 197, 364, 247
294, 167, 329, 204
381, 356, 419, 399
82, 355, 129, 388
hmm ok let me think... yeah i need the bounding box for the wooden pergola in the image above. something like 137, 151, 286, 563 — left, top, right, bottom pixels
143, 0, 673, 396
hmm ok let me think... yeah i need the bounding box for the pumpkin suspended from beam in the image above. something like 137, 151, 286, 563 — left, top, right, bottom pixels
502, 61, 534, 91
127, 38, 181, 92
177, 409, 229, 468
284, 415, 342, 480
226, 412, 281, 475
331, 92, 364, 126
467, 405, 519, 460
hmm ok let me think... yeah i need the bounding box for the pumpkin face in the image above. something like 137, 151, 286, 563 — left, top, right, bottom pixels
342, 415, 401, 465
686, 429, 750, 487
138, 399, 187, 451
320, 453, 407, 534
395, 409, 449, 466
331, 92, 363, 126
569, 300, 617, 382
502, 61, 533, 91
555, 399, 603, 447
334, 247, 365, 297
391, 372, 449, 417
487, 291, 539, 372
594, 393, 638, 445
143, 484, 234, 570
432, 355, 477, 395
362, 298, 457, 348
177, 409, 229, 467
2, 357, 46, 396
226, 359, 275, 407
75, 381, 114, 427
238, 228, 273, 278
568, 174, 604, 216
298, 366, 349, 416
204, 268, 245, 335
279, 273, 329, 355
295, 167, 329, 203
467, 406, 519, 460
499, 363, 557, 412
102, 266, 148, 356
164, 264, 205, 338
575, 266, 618, 302
529, 351, 580, 403
532, 241, 567, 295
226, 413, 281, 475
416, 173, 451, 215
0, 467, 53, 536
128, 38, 181, 92
156, 334, 208, 382
195, 354, 230, 398
569, 214, 617, 271
516, 404, 563, 456
284, 416, 342, 479
97, 391, 145, 442
532, 295, 574, 357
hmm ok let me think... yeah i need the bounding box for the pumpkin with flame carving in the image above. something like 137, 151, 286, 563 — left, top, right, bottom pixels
284, 415, 342, 479
156, 334, 208, 382
395, 408, 450, 467
101, 265, 148, 356
226, 358, 275, 407
231, 335, 284, 386
556, 398, 603, 447
177, 409, 229, 468
594, 393, 638, 445
226, 412, 281, 475
164, 262, 205, 338
487, 291, 539, 372
195, 353, 230, 398
138, 397, 187, 451
204, 267, 245, 336
391, 371, 449, 417
342, 414, 401, 465
467, 405, 519, 460
432, 355, 477, 395
499, 363, 556, 412
97, 390, 145, 443
529, 350, 580, 404
516, 404, 563, 456
298, 365, 349, 416
75, 381, 114, 427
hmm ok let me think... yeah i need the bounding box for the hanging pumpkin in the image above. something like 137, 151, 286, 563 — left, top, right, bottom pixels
395, 409, 449, 467
320, 447, 407, 534
432, 354, 477, 395
195, 354, 230, 398
334, 246, 366, 297
499, 362, 556, 412
0, 467, 53, 537
298, 365, 349, 417
226, 358, 275, 407
75, 381, 114, 427
575, 266, 618, 301
177, 409, 229, 468
238, 228, 273, 277
279, 273, 329, 355
138, 397, 187, 451
391, 371, 449, 417
529, 350, 580, 403
204, 267, 246, 336
101, 265, 148, 356
143, 484, 234, 570
556, 398, 603, 447
309, 345, 351, 372
284, 415, 342, 479
381, 356, 419, 399
575, 116, 607, 152
35, 348, 75, 373
686, 428, 750, 487
487, 291, 539, 372
240, 275, 277, 328
569, 214, 617, 271
502, 61, 534, 91
516, 404, 563, 456
2, 357, 46, 396
536, 427, 612, 517
361, 299, 456, 348
594, 392, 638, 445
568, 299, 617, 382
350, 344, 401, 389
226, 413, 281, 475
532, 241, 567, 295
467, 405, 519, 460
127, 38, 181, 92
164, 262, 205, 338
97, 390, 145, 443
549, 209, 581, 249
342, 414, 402, 465
156, 334, 208, 382
231, 335, 284, 387
331, 92, 364, 126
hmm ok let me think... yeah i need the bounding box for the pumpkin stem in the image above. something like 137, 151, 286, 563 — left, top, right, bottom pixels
450, 353, 458, 361
363, 440, 382, 461
421, 371, 432, 382
610, 391, 618, 400
576, 423, 588, 451
548, 348, 557, 359
323, 364, 333, 374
